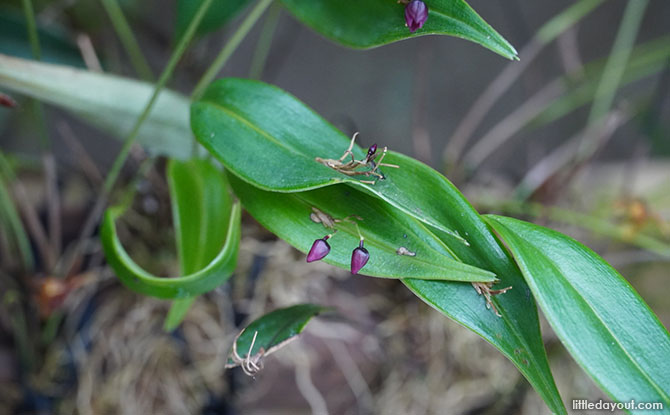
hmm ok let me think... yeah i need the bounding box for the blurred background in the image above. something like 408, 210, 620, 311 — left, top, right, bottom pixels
1, 0, 669, 413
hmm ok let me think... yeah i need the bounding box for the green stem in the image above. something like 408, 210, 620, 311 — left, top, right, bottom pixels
587, 0, 649, 125
0, 176, 34, 270
192, 0, 274, 100
102, 0, 214, 196
164, 297, 196, 332
248, 1, 282, 79
536, 0, 606, 44
101, 0, 155, 81
574, 0, 649, 163
21, 0, 50, 150
443, 0, 606, 168
3, 290, 35, 372
21, 0, 41, 60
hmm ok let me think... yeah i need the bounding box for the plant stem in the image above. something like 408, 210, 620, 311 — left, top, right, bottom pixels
586, 0, 648, 126
21, 0, 41, 60
572, 0, 649, 163
248, 1, 282, 79
21, 0, 50, 150
101, 0, 154, 81
192, 0, 274, 100
3, 290, 35, 372
61, 0, 214, 277
0, 176, 34, 270
102, 0, 213, 197
442, 0, 606, 170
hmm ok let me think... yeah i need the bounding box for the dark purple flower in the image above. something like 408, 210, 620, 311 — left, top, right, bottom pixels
405, 1, 428, 33
350, 240, 370, 274
307, 236, 331, 262
367, 143, 378, 161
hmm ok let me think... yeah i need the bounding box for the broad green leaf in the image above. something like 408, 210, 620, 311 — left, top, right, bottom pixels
280, 0, 517, 59
398, 181, 568, 414
0, 54, 191, 159
101, 200, 241, 299
164, 159, 234, 330
229, 174, 495, 282
486, 215, 670, 412
191, 78, 565, 413
0, 9, 85, 67
176, 0, 251, 40
192, 78, 469, 242
226, 304, 329, 367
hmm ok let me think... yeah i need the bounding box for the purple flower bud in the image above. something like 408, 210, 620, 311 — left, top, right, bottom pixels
405, 1, 428, 33
367, 143, 378, 160
307, 236, 331, 262
350, 240, 370, 274
0, 93, 17, 108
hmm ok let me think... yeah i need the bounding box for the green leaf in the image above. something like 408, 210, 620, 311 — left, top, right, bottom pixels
101, 199, 241, 300
176, 0, 251, 40
486, 215, 670, 410
226, 304, 329, 367
229, 173, 495, 282
191, 78, 565, 413
163, 159, 234, 330
192, 78, 469, 242
280, 0, 517, 59
0, 54, 191, 159
168, 159, 233, 275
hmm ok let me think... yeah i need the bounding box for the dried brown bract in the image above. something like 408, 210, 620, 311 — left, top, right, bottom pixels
315, 132, 399, 184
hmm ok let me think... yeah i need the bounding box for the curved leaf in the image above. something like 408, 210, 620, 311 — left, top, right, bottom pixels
164, 159, 234, 330
229, 173, 495, 282
101, 200, 241, 299
176, 0, 251, 40
227, 304, 329, 367
168, 159, 233, 275
191, 78, 565, 413
486, 215, 670, 411
280, 0, 517, 59
0, 54, 190, 159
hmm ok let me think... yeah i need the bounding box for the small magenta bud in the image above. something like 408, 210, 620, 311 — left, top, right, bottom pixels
405, 1, 428, 33
307, 236, 331, 262
0, 93, 17, 108
350, 240, 370, 274
367, 143, 378, 159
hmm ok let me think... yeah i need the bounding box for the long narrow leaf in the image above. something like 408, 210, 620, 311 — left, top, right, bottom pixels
229, 173, 495, 282
486, 215, 670, 412
280, 0, 517, 59
164, 159, 234, 330
0, 54, 190, 159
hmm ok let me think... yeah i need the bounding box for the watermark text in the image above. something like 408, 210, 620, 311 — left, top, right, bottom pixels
573, 399, 664, 412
